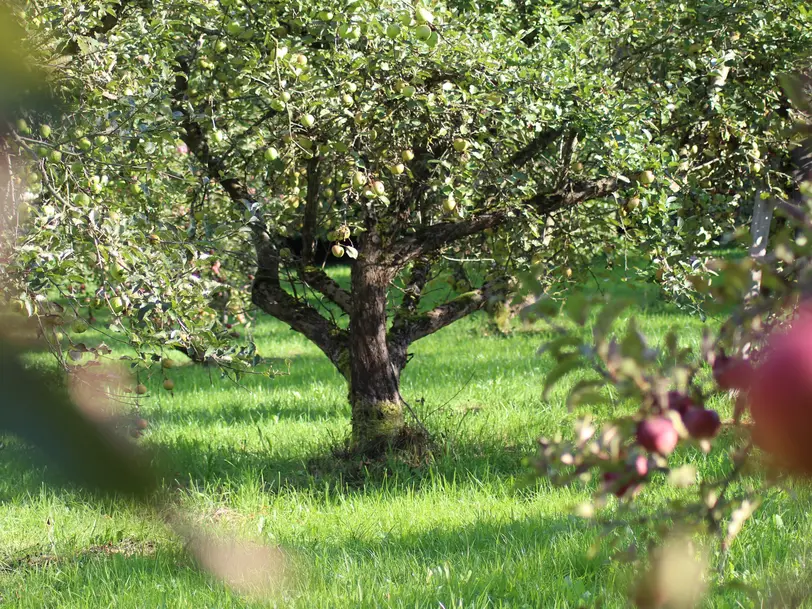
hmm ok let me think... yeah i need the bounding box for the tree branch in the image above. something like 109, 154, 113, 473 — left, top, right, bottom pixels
388, 175, 618, 267
301, 154, 321, 263
300, 266, 352, 315
388, 278, 505, 363
509, 127, 565, 168
171, 55, 348, 367
61, 0, 136, 56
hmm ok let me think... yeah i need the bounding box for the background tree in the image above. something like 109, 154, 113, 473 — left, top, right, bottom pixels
4, 0, 810, 454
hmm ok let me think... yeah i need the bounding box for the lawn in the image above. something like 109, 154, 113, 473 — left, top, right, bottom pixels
3, 266, 812, 608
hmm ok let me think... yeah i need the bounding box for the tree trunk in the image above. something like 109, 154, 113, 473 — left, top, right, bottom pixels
348, 259, 405, 454
747, 193, 773, 302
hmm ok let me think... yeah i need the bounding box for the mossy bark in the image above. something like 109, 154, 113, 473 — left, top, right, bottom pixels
348, 258, 405, 454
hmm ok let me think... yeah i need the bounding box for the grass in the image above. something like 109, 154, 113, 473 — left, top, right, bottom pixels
3, 264, 812, 608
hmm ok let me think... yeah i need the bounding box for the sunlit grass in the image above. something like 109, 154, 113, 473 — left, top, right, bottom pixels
3, 264, 812, 607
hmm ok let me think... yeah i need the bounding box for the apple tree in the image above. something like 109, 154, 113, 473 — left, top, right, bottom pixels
4, 0, 811, 454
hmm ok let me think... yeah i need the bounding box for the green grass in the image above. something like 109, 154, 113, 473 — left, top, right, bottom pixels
3, 266, 812, 608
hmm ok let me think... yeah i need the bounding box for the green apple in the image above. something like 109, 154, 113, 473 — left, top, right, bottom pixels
280, 91, 292, 102
110, 296, 124, 313
39, 124, 52, 138
398, 11, 412, 25
264, 147, 279, 161
372, 180, 386, 196
301, 114, 316, 128
331, 244, 345, 257
626, 196, 640, 210
318, 10, 334, 20
401, 149, 415, 162
415, 24, 432, 40
638, 170, 655, 185
226, 21, 243, 37
215, 40, 228, 53
72, 319, 89, 334
443, 194, 456, 212
78, 137, 92, 151
293, 53, 308, 66
352, 171, 367, 188
16, 118, 30, 134
386, 23, 401, 38
341, 94, 354, 106
271, 99, 286, 111
74, 192, 91, 206
452, 138, 469, 152
402, 85, 416, 97
426, 31, 439, 48
389, 163, 405, 175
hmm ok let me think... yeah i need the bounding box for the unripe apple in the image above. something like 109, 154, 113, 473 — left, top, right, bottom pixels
161, 357, 174, 369
318, 10, 334, 20
389, 163, 405, 175
638, 170, 656, 185
226, 21, 243, 36
415, 24, 432, 41
681, 406, 721, 439
331, 244, 345, 257
271, 99, 286, 111
352, 171, 367, 188
386, 23, 401, 38
264, 147, 279, 161
402, 85, 416, 98
215, 40, 228, 53
443, 194, 456, 212
72, 319, 89, 334
372, 181, 386, 196
341, 94, 354, 106
626, 196, 640, 211
301, 114, 316, 128
415, 6, 434, 24
637, 417, 678, 456
426, 31, 439, 48
402, 149, 415, 162
135, 383, 148, 395
16, 118, 30, 134
293, 53, 307, 66
40, 124, 52, 138
398, 11, 412, 25
452, 138, 469, 152
163, 378, 175, 391
110, 296, 125, 313
78, 137, 93, 151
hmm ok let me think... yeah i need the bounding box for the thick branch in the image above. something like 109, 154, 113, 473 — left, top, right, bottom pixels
386, 213, 506, 268
171, 56, 348, 366
388, 279, 505, 367
301, 266, 352, 315
389, 176, 619, 267
301, 154, 321, 263
526, 176, 619, 211
509, 127, 565, 169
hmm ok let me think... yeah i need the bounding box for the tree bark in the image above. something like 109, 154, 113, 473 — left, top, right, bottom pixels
348, 258, 405, 454
747, 193, 773, 302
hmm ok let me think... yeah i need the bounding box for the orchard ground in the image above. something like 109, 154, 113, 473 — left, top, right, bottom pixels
3, 265, 812, 607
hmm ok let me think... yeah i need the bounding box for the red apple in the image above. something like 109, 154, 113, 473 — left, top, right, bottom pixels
713, 355, 753, 391
637, 417, 678, 456
682, 406, 721, 439
667, 391, 695, 415
602, 455, 649, 498
749, 315, 812, 474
